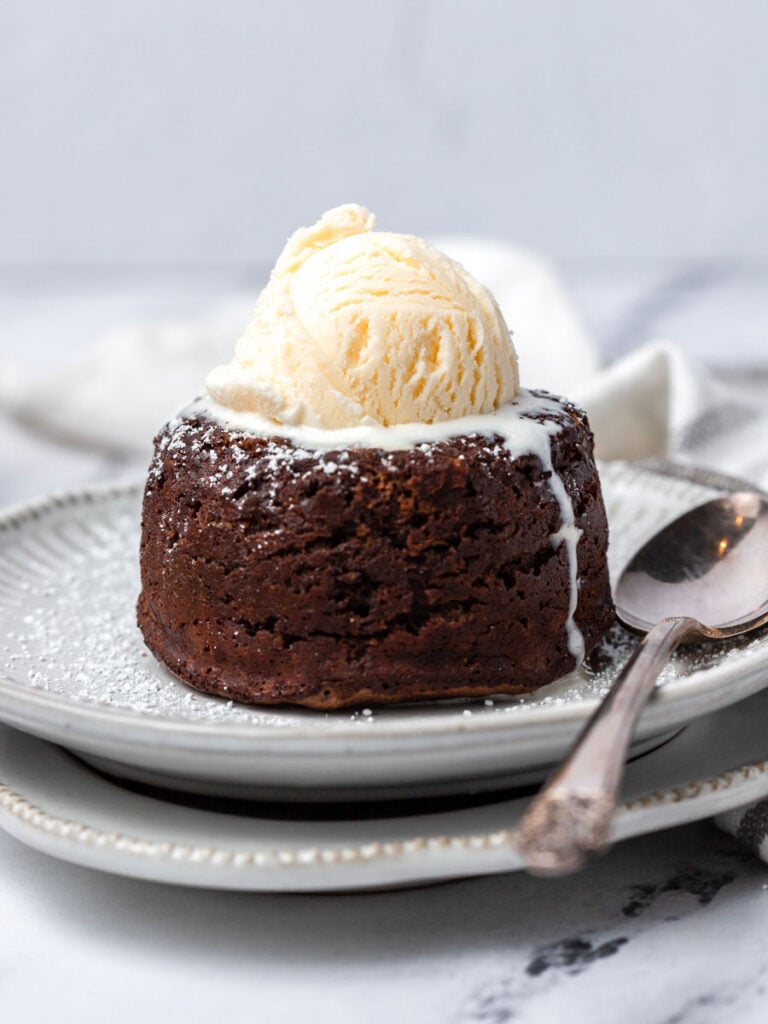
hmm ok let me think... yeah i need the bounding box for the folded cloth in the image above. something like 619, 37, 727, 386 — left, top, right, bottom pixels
0, 306, 251, 456
575, 340, 768, 487
717, 802, 768, 859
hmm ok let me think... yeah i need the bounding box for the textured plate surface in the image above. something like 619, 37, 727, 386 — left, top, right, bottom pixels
1, 462, 768, 799
2, 687, 768, 891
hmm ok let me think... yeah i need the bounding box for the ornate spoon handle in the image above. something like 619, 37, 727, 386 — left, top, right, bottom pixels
516, 616, 703, 876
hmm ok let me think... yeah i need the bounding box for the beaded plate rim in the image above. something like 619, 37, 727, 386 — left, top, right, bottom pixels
1, 714, 768, 889
2, 759, 765, 865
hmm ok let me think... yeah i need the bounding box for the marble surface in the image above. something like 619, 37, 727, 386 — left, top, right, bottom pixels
2, 267, 768, 1023
2, 819, 768, 1024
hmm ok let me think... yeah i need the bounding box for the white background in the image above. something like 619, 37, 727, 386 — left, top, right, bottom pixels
2, 0, 768, 268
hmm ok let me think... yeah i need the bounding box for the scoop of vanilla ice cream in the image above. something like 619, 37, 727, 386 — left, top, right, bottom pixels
206, 204, 519, 429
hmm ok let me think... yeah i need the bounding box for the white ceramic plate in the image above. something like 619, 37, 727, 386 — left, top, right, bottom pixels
2, 687, 768, 891
1, 462, 767, 800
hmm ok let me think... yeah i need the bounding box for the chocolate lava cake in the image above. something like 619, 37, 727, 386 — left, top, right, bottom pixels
137, 391, 614, 709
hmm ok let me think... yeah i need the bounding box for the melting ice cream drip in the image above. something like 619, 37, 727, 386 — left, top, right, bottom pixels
494, 393, 585, 666
537, 449, 585, 664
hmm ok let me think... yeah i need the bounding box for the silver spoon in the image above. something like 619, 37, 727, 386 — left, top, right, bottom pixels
516, 490, 768, 876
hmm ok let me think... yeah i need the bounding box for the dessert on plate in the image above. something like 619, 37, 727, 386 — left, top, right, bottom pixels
137, 205, 614, 708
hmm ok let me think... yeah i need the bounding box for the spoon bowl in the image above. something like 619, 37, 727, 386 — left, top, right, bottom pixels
517, 488, 768, 876
616, 492, 768, 636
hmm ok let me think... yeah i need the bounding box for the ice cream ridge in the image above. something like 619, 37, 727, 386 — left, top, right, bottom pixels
206, 203, 519, 428
138, 204, 614, 709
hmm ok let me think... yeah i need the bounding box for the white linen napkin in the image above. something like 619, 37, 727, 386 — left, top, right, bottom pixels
575, 340, 768, 486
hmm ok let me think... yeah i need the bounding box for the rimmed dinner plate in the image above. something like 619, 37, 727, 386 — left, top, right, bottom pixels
0, 462, 767, 800
2, 686, 768, 891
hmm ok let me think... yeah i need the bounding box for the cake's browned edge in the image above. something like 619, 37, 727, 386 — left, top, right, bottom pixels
137, 391, 614, 709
